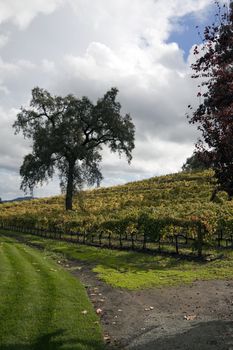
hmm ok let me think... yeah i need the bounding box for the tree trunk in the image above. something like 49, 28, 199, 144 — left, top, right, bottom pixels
210, 187, 218, 201
65, 161, 75, 211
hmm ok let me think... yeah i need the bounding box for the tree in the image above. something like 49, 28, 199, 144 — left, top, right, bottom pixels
188, 1, 233, 199
182, 151, 213, 172
14, 87, 135, 210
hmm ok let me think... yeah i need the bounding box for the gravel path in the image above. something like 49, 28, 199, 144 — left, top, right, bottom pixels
69, 261, 233, 350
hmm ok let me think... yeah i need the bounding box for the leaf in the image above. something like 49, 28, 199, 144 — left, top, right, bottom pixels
104, 335, 111, 343
184, 315, 197, 321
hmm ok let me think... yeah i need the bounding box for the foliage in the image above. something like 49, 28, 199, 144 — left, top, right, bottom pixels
182, 151, 213, 172
0, 234, 104, 349
1, 170, 233, 254
14, 87, 135, 210
188, 1, 233, 199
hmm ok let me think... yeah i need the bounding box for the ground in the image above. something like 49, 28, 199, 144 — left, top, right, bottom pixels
1, 231, 233, 350
0, 235, 104, 350
69, 259, 233, 350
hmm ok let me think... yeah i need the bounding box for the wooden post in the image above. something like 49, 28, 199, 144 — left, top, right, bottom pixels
143, 232, 146, 250
99, 232, 102, 246
131, 233, 135, 250
175, 235, 179, 255
158, 236, 161, 253
197, 225, 203, 258
119, 232, 122, 248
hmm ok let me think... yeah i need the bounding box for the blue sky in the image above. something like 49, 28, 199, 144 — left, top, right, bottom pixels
168, 14, 202, 59
168, 4, 216, 59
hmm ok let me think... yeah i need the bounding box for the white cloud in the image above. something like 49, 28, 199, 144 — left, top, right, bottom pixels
101, 138, 194, 184
60, 36, 199, 145
0, 107, 29, 172
68, 0, 211, 38
0, 33, 9, 48
0, 0, 214, 198
41, 59, 56, 73
0, 0, 63, 29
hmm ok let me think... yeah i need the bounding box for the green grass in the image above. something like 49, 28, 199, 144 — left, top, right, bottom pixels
0, 234, 105, 350
3, 231, 233, 290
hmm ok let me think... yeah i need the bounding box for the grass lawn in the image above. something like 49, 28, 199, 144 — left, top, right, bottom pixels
0, 234, 105, 350
2, 230, 233, 290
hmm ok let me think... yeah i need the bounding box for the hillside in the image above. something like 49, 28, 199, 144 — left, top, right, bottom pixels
1, 170, 233, 245
0, 171, 233, 246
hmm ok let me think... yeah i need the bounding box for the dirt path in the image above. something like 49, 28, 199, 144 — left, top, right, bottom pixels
68, 260, 233, 350
7, 234, 233, 349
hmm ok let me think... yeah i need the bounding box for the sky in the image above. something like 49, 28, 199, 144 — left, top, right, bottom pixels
0, 0, 221, 199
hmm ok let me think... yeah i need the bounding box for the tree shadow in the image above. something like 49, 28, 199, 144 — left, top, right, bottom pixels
0, 329, 105, 350
128, 320, 233, 350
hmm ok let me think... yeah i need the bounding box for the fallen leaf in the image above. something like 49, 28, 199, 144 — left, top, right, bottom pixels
104, 335, 111, 343
184, 315, 196, 321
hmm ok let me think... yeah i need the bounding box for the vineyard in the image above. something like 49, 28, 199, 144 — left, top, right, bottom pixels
1, 170, 233, 257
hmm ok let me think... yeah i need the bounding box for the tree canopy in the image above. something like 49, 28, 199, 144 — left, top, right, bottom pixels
14, 87, 135, 210
188, 1, 233, 199
182, 151, 213, 172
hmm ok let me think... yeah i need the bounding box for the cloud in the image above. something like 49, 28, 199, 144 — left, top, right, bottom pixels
101, 138, 194, 184
0, 107, 29, 172
0, 33, 9, 48
0, 0, 63, 29
57, 38, 199, 146
68, 0, 212, 43
0, 169, 60, 200
0, 0, 214, 198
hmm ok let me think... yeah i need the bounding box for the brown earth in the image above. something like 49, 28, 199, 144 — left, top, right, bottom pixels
68, 259, 233, 350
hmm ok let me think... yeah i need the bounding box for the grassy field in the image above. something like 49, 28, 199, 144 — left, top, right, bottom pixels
2, 230, 233, 290
0, 234, 105, 350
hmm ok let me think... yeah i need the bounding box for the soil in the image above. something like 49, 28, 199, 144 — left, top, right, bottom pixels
68, 259, 233, 350
8, 234, 233, 350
